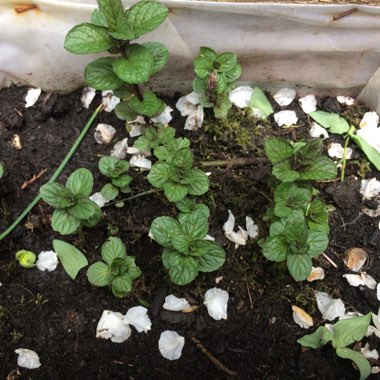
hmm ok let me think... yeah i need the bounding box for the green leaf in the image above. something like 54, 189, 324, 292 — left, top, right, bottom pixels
69, 198, 97, 219
193, 76, 207, 93
297, 139, 323, 163
199, 47, 217, 60
127, 0, 168, 38
162, 247, 181, 269
336, 348, 371, 380
112, 175, 132, 189
110, 11, 134, 40
129, 90, 165, 117
215, 73, 227, 94
274, 183, 312, 217
262, 236, 288, 262
307, 198, 329, 226
115, 101, 136, 121
111, 274, 133, 297
113, 44, 153, 84
225, 64, 242, 82
101, 183, 119, 201
269, 221, 285, 236
51, 209, 80, 235
158, 126, 176, 144
87, 262, 109, 287
249, 87, 274, 118
214, 97, 232, 119
64, 23, 113, 54
297, 326, 334, 349
163, 182, 188, 202
97, 0, 124, 32
91, 9, 108, 27
101, 237, 126, 265
299, 156, 337, 181
151, 216, 181, 248
123, 256, 142, 280
264, 137, 294, 164
142, 42, 169, 74
66, 168, 93, 197
272, 161, 299, 182
172, 148, 193, 170
148, 162, 171, 188
168, 255, 199, 285
307, 230, 329, 257
193, 240, 226, 272
194, 54, 213, 79
186, 169, 209, 196
351, 134, 380, 170
171, 232, 190, 254
0, 163, 3, 178
84, 57, 124, 90
53, 239, 88, 280
309, 111, 349, 134
176, 199, 210, 219
40, 182, 75, 209
179, 210, 208, 240
99, 156, 128, 177
81, 204, 101, 228
215, 52, 237, 73
287, 253, 312, 281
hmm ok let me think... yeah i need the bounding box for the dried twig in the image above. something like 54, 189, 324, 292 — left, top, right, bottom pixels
322, 252, 338, 268
191, 336, 238, 377
20, 169, 48, 190
332, 8, 357, 21
246, 282, 254, 310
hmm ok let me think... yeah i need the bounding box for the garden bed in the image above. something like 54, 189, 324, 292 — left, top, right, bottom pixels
0, 85, 379, 379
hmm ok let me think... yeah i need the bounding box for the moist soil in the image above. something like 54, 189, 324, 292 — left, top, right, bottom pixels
0, 85, 379, 380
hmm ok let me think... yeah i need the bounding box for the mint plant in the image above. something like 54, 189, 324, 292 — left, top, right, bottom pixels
0, 162, 3, 178
297, 313, 372, 380
193, 47, 241, 119
151, 209, 226, 285
64, 0, 168, 121
262, 137, 336, 281
40, 168, 101, 235
99, 156, 132, 201
87, 237, 141, 297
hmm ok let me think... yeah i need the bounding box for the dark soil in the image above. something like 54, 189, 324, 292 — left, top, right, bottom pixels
0, 85, 379, 380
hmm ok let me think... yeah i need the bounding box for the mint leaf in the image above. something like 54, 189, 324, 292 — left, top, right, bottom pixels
336, 348, 371, 380
129, 90, 165, 117
111, 274, 133, 297
272, 161, 299, 182
180, 211, 208, 240
163, 182, 188, 202
225, 64, 242, 82
299, 156, 337, 181
66, 168, 93, 197
307, 230, 329, 257
309, 111, 349, 134
101, 183, 119, 201
51, 209, 80, 235
148, 162, 171, 188
162, 247, 181, 269
101, 237, 126, 264
115, 101, 136, 121
193, 76, 207, 93
214, 97, 232, 119
287, 253, 312, 281
85, 57, 124, 90
40, 183, 75, 208
264, 137, 294, 164
194, 240, 226, 272
262, 236, 288, 262
194, 55, 213, 79
172, 148, 193, 170
142, 42, 169, 74
151, 216, 181, 248
171, 233, 190, 254
91, 9, 109, 27
124, 256, 142, 280
81, 205, 101, 228
69, 198, 97, 219
98, 0, 124, 32
112, 175, 132, 189
274, 183, 312, 217
215, 73, 227, 94
87, 262, 109, 286
64, 23, 113, 54
186, 169, 209, 196
168, 255, 198, 285
215, 52, 237, 73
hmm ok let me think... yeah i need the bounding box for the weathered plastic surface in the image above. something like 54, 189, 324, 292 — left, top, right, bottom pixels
1, 0, 380, 94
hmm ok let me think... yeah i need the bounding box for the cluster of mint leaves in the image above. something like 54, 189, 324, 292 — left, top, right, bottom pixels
193, 47, 241, 119
64, 0, 168, 120
261, 137, 337, 281
151, 198, 225, 285
87, 237, 141, 297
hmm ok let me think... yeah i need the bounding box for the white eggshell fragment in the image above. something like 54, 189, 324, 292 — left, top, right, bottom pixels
102, 90, 120, 112
310, 122, 329, 139
151, 106, 173, 125
36, 250, 58, 272
81, 87, 96, 109
359, 111, 379, 129
344, 248, 367, 272
360, 178, 380, 199
184, 105, 204, 131
158, 330, 185, 360
163, 295, 191, 311
223, 210, 235, 235
130, 154, 152, 170
315, 291, 345, 321
343, 273, 377, 289
90, 192, 108, 208
336, 96, 355, 106
377, 283, 380, 301
204, 288, 229, 320
25, 88, 41, 108
111, 138, 129, 159
94, 123, 116, 145
328, 143, 353, 159
128, 116, 146, 137
15, 348, 41, 369
274, 110, 298, 127
292, 305, 313, 329
361, 343, 379, 360
298, 95, 317, 114
96, 310, 131, 343
229, 86, 254, 108
273, 88, 296, 106
124, 306, 152, 333
307, 267, 325, 282
246, 217, 259, 239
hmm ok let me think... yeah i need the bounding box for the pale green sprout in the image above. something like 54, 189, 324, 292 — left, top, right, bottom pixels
16, 250, 36, 268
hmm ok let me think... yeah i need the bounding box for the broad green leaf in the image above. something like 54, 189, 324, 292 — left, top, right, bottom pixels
163, 182, 188, 202
99, 156, 129, 177
101, 183, 119, 201
264, 137, 294, 164
225, 64, 242, 82
194, 55, 213, 79
297, 326, 334, 349
148, 162, 171, 188
40, 182, 75, 209
98, 0, 124, 32
186, 169, 209, 196
215, 52, 237, 73
53, 239, 88, 280
64, 23, 113, 54
151, 216, 181, 248
87, 262, 109, 287
158, 126, 176, 144
172, 148, 193, 170
162, 247, 182, 269
171, 232, 190, 254
81, 204, 101, 228
51, 209, 80, 235
307, 230, 329, 258
113, 87, 133, 99
274, 182, 312, 217
262, 236, 288, 262
180, 210, 209, 240
351, 134, 380, 170
269, 221, 285, 236
284, 214, 309, 247
176, 199, 210, 219
91, 9, 108, 27
115, 101, 136, 121
299, 156, 337, 181
101, 237, 126, 265
193, 76, 207, 93
69, 198, 97, 219
307, 198, 329, 226
199, 46, 217, 60
297, 139, 323, 164
336, 348, 371, 380
112, 175, 132, 189
214, 97, 232, 119
168, 255, 199, 285
84, 57, 124, 90
129, 91, 165, 117
193, 240, 226, 272
272, 161, 299, 182
110, 11, 134, 40
287, 253, 312, 281
249, 87, 274, 118
123, 256, 142, 280
309, 111, 349, 134
111, 274, 133, 297
142, 42, 169, 74
127, 0, 168, 38
113, 44, 153, 84
66, 168, 93, 197
215, 73, 227, 94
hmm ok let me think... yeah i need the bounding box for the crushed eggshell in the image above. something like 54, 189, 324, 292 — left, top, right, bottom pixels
315, 291, 345, 321
11, 134, 22, 150
361, 343, 379, 360
343, 272, 377, 289
81, 87, 96, 109
307, 266, 325, 282
273, 88, 296, 107
96, 310, 131, 343
128, 116, 146, 137
94, 123, 116, 145
124, 306, 151, 333
336, 96, 355, 106
229, 86, 254, 108
344, 248, 367, 272
163, 295, 191, 311
246, 217, 259, 239
111, 138, 136, 160
130, 154, 152, 170
90, 192, 108, 208
309, 122, 329, 139
328, 143, 353, 159
15, 348, 41, 369
274, 110, 298, 127
184, 105, 204, 131
151, 106, 173, 125
359, 111, 379, 129
158, 330, 185, 360
292, 305, 313, 329
25, 88, 41, 108
102, 90, 120, 112
360, 178, 380, 199
204, 287, 229, 320
298, 95, 317, 114
36, 250, 58, 272
377, 283, 380, 301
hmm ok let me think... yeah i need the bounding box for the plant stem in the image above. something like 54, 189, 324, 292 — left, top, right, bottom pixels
0, 104, 103, 242
104, 189, 162, 207
200, 158, 263, 167
340, 135, 351, 182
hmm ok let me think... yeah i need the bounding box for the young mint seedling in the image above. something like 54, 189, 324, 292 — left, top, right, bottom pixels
64, 0, 169, 121
298, 313, 373, 380
151, 209, 225, 285
40, 168, 101, 235
193, 46, 242, 119
87, 237, 141, 297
